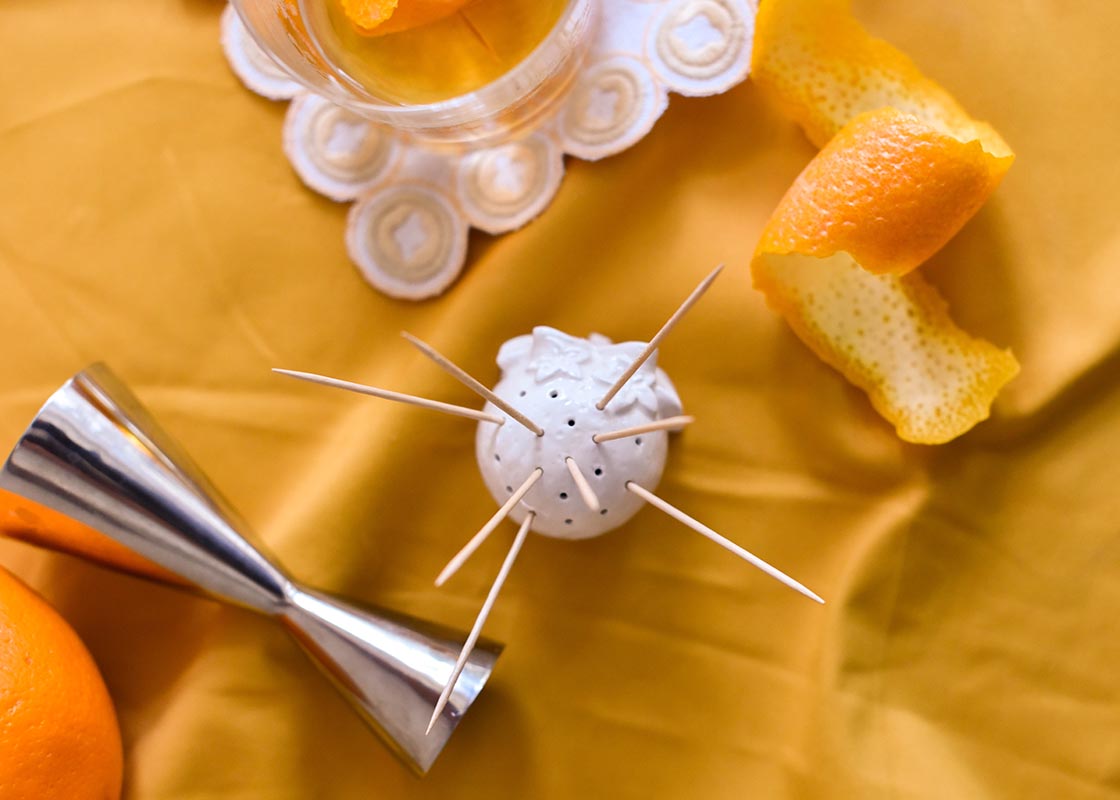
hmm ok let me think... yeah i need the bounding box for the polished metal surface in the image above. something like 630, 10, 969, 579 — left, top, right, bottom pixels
0, 364, 501, 775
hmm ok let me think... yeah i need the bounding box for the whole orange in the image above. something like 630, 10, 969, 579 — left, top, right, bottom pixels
0, 565, 123, 799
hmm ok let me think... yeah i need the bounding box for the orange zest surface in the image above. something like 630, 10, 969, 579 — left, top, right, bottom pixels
759, 109, 1009, 276
341, 0, 473, 36
0, 566, 123, 800
750, 0, 1018, 444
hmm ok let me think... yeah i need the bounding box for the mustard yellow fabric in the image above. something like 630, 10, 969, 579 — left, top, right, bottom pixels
2, 1, 1119, 797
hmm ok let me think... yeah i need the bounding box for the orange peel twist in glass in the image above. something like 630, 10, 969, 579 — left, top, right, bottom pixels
340, 0, 473, 35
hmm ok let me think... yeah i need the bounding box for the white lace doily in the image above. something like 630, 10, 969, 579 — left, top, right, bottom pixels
222, 0, 755, 300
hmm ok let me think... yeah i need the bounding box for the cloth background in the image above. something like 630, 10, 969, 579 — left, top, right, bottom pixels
1, 0, 1119, 797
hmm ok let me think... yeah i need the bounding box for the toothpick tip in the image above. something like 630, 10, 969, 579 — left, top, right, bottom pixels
597, 264, 724, 411
626, 480, 825, 605
784, 578, 825, 605
425, 708, 440, 736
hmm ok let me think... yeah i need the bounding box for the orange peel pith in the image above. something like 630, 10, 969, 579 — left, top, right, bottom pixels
753, 252, 1019, 444
750, 0, 1018, 444
340, 0, 399, 32
750, 0, 1014, 159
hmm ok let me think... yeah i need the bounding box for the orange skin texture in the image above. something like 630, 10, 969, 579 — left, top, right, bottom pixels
759, 109, 1007, 275
749, 0, 1018, 443
0, 566, 123, 800
341, 0, 474, 36
0, 489, 185, 587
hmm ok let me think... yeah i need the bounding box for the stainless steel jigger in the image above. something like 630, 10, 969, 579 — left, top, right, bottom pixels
0, 364, 501, 775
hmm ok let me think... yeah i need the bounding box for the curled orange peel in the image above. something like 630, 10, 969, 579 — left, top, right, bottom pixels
750, 0, 1019, 444
340, 0, 473, 36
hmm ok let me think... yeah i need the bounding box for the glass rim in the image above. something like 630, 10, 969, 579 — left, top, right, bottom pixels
272, 0, 594, 130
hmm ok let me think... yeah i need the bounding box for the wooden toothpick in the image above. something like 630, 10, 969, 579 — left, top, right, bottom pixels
435, 468, 543, 587
402, 332, 545, 436
596, 265, 724, 410
626, 481, 824, 604
592, 415, 695, 444
272, 369, 504, 425
427, 512, 534, 735
564, 457, 601, 512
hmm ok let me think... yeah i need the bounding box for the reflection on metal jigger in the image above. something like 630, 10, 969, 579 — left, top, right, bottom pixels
0, 364, 501, 775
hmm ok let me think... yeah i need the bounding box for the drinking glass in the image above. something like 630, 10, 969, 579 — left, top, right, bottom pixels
232, 0, 596, 144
